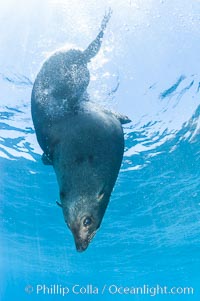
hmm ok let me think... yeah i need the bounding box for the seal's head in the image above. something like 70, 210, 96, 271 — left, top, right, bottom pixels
60, 191, 110, 252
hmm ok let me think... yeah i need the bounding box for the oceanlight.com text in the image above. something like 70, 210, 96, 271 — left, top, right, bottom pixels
25, 283, 194, 297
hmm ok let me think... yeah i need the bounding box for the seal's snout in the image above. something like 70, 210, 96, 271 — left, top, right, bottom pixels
72, 226, 97, 252
73, 234, 92, 252
68, 214, 99, 252
73, 230, 97, 252
75, 240, 89, 253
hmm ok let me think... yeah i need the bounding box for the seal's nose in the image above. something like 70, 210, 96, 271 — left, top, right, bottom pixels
71, 226, 97, 252
74, 239, 89, 252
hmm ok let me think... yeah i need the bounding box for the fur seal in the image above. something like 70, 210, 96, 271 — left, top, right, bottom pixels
31, 9, 131, 252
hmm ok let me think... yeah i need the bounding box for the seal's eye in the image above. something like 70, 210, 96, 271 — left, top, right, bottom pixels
83, 217, 92, 227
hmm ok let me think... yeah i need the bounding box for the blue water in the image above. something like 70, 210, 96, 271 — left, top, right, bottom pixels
1, 0, 200, 300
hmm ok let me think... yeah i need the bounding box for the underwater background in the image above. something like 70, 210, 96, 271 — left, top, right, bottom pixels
0, 0, 200, 300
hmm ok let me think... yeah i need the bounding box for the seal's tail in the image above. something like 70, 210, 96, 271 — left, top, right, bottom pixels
83, 8, 112, 62
100, 8, 112, 32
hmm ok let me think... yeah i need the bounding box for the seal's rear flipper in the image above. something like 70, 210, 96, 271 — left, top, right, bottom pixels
83, 8, 112, 62
42, 153, 53, 165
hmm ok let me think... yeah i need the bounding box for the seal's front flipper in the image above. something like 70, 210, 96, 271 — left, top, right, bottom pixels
104, 109, 131, 124
83, 8, 112, 62
114, 112, 132, 124
42, 153, 53, 165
